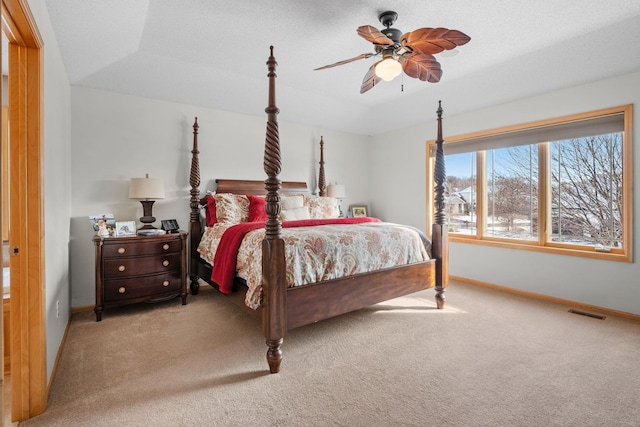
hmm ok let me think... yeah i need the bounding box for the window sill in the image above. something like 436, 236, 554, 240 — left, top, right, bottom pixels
449, 235, 631, 262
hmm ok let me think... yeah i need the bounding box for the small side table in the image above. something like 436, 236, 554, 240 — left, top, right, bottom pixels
93, 230, 188, 321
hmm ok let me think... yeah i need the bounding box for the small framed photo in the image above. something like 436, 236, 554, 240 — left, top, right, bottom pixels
89, 213, 115, 232
115, 221, 136, 237
349, 205, 369, 218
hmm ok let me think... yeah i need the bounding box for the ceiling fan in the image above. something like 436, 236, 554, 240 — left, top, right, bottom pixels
314, 11, 471, 93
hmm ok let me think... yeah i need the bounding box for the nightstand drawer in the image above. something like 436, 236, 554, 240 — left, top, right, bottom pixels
103, 253, 181, 278
102, 239, 182, 258
103, 271, 182, 302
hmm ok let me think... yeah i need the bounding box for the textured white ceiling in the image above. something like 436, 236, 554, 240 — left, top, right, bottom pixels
43, 0, 640, 135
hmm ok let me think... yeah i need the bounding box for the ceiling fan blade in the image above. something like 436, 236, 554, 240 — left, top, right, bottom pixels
314, 53, 376, 71
401, 53, 442, 82
360, 63, 381, 94
401, 27, 471, 55
357, 25, 395, 46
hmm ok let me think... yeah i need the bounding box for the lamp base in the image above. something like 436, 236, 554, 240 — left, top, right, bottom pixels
139, 200, 157, 230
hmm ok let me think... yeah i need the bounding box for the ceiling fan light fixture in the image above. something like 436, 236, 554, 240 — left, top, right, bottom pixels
375, 57, 402, 82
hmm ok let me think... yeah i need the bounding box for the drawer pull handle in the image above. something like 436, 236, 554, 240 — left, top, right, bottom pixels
163, 244, 170, 250
118, 265, 126, 272
118, 247, 126, 254
162, 280, 170, 287
118, 287, 126, 294
162, 260, 170, 267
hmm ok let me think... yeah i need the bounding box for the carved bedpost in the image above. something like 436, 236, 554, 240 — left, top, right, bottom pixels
318, 136, 326, 196
432, 101, 449, 309
189, 117, 202, 295
262, 46, 286, 373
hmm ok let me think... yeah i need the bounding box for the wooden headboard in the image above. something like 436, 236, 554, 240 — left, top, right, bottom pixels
215, 179, 309, 196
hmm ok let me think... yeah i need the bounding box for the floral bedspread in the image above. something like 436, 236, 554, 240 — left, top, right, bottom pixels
198, 222, 429, 309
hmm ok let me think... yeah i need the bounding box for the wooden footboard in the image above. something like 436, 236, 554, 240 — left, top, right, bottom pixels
285, 261, 436, 330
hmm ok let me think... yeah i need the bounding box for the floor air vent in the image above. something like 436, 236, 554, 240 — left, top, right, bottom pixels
568, 309, 606, 320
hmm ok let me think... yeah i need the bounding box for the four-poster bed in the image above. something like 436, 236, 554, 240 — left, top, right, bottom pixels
188, 46, 449, 373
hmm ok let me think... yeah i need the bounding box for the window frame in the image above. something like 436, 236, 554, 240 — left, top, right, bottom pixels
426, 104, 633, 262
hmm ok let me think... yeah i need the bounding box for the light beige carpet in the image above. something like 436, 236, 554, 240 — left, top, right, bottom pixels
20, 281, 640, 426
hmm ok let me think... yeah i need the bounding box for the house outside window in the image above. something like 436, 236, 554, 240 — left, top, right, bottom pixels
426, 105, 632, 262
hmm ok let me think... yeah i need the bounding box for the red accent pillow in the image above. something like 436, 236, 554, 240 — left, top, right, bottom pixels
247, 195, 267, 222
205, 194, 217, 226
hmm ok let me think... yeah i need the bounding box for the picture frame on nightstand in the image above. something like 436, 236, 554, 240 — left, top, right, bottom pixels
115, 221, 136, 236
89, 213, 115, 232
349, 205, 369, 218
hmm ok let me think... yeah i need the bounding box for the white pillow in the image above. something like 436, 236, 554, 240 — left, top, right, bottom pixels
281, 194, 305, 210
280, 206, 311, 221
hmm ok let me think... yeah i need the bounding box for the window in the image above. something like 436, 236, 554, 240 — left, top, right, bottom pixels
426, 105, 632, 261
486, 145, 539, 241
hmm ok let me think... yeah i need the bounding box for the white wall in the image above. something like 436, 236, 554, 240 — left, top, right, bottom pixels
69, 87, 370, 307
28, 0, 73, 380
369, 72, 640, 316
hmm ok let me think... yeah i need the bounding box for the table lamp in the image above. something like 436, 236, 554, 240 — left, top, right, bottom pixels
129, 174, 165, 229
327, 183, 346, 217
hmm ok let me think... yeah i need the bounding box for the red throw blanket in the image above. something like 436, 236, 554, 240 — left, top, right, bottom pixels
211, 217, 381, 294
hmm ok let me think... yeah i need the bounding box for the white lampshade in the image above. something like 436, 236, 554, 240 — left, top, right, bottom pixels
327, 184, 346, 199
128, 174, 165, 200
375, 57, 402, 82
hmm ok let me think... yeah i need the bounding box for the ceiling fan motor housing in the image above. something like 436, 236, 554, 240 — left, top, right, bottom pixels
382, 27, 401, 44
378, 11, 401, 44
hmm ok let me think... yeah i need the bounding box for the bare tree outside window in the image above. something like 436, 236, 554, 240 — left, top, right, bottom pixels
550, 133, 623, 247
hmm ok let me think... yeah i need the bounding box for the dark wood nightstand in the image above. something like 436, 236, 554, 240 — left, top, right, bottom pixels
93, 230, 188, 321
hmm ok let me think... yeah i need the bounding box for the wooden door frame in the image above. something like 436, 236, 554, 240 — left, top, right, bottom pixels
1, 0, 46, 421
